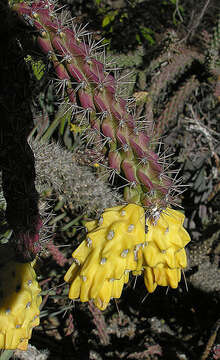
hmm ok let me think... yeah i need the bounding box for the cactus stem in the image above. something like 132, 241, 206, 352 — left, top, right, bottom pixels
13, 0, 187, 211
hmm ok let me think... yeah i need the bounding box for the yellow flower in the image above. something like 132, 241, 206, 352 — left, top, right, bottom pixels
70, 124, 86, 134
0, 245, 42, 350
142, 208, 190, 292
64, 204, 146, 310
92, 163, 100, 168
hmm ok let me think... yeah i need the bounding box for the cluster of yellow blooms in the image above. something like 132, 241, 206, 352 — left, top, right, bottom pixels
64, 204, 190, 310
0, 246, 42, 350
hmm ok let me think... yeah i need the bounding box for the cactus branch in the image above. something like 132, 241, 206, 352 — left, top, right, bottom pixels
13, 0, 184, 214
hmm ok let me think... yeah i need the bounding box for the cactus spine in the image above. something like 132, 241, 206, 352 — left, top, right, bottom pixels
13, 0, 181, 216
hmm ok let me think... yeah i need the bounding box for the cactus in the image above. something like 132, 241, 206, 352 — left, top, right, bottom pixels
30, 139, 121, 216
64, 204, 190, 310
11, 0, 192, 308
142, 207, 190, 292
0, 0, 217, 356
13, 0, 182, 214
11, 0, 191, 312
64, 204, 146, 310
0, 244, 41, 350
140, 31, 204, 137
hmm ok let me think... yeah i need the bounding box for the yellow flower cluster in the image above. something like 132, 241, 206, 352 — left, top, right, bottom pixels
64, 204, 190, 310
0, 246, 42, 350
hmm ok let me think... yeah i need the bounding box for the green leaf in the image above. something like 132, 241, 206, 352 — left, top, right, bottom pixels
136, 33, 141, 44
102, 11, 117, 27
140, 27, 155, 45
25, 55, 45, 80
102, 14, 112, 27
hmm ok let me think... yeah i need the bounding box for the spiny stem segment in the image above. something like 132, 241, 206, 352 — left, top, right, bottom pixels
13, 0, 181, 212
